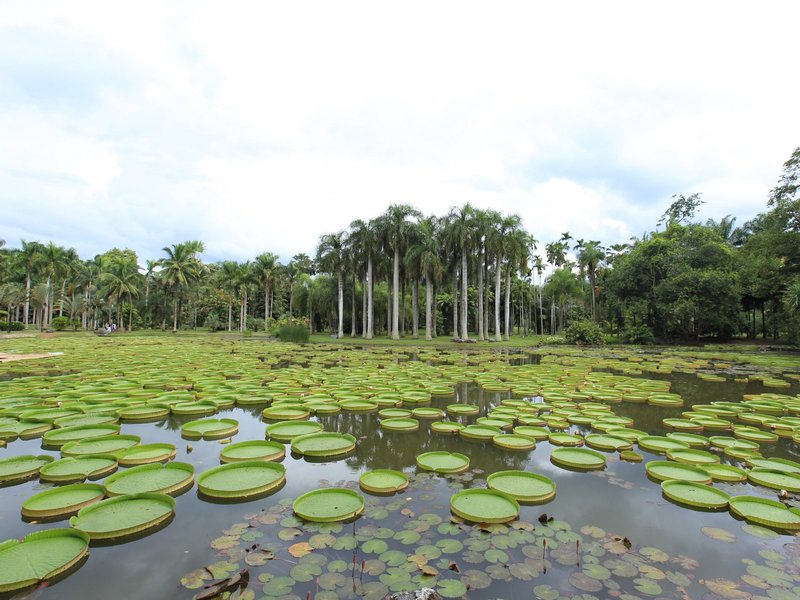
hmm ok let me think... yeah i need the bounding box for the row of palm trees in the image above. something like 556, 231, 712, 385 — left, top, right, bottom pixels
0, 206, 611, 337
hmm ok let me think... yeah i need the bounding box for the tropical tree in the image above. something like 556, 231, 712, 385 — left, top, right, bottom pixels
316, 232, 347, 338
578, 241, 606, 322
348, 219, 379, 339
98, 255, 142, 330
158, 241, 205, 331
444, 204, 476, 340
379, 204, 421, 340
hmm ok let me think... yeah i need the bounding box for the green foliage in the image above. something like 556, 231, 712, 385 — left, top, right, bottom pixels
50, 316, 71, 331
621, 324, 657, 345
204, 312, 222, 332
245, 316, 264, 332
5, 321, 24, 331
275, 324, 310, 343
537, 335, 566, 345
564, 319, 604, 345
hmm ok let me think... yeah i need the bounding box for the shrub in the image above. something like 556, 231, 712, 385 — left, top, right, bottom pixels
537, 335, 567, 345
275, 324, 310, 343
51, 316, 71, 331
565, 319, 604, 345
204, 313, 222, 332
5, 321, 24, 332
621, 324, 657, 345
245, 316, 264, 332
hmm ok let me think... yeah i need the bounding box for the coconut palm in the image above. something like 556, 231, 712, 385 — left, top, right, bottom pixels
316, 232, 347, 338
159, 241, 205, 331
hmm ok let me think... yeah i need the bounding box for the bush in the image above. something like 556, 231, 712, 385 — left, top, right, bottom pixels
275, 324, 310, 343
565, 319, 605, 345
537, 335, 567, 345
50, 316, 71, 331
246, 316, 265, 332
204, 313, 222, 332
5, 321, 24, 332
621, 324, 657, 345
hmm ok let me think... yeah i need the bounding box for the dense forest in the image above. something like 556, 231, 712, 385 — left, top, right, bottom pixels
1, 148, 799, 344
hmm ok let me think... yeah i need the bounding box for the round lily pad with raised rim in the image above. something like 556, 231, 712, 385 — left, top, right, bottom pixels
746, 457, 800, 473
379, 418, 419, 432
378, 408, 412, 419
339, 400, 378, 412
69, 492, 176, 540
662, 418, 704, 431
477, 417, 514, 429
638, 436, 689, 454
104, 462, 195, 497
359, 469, 409, 494
747, 468, 800, 492
0, 528, 90, 593
548, 432, 584, 446
261, 406, 310, 421
61, 434, 140, 457
729, 496, 800, 529
266, 420, 323, 442
197, 461, 285, 500
220, 440, 285, 463
170, 401, 218, 416
0, 454, 55, 484
459, 425, 502, 441
733, 428, 779, 443
492, 434, 536, 451
450, 489, 520, 523
39, 455, 118, 483
666, 432, 710, 448
115, 443, 177, 466
620, 450, 644, 462
181, 418, 239, 440
584, 434, 632, 452
665, 448, 720, 466
0, 420, 53, 441
513, 426, 550, 441
661, 480, 730, 510
291, 432, 356, 457
550, 447, 606, 470
118, 404, 170, 422
487, 470, 556, 504
293, 488, 364, 522
22, 483, 106, 519
43, 424, 121, 448
431, 421, 463, 434
446, 404, 479, 416
645, 461, 712, 484
412, 407, 444, 419
709, 436, 759, 450
416, 451, 470, 473
704, 463, 747, 483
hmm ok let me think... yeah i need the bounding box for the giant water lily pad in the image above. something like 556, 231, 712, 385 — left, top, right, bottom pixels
0, 420, 53, 441
22, 483, 106, 519
584, 434, 632, 451
220, 440, 285, 463
359, 470, 409, 494
266, 420, 323, 442
747, 468, 800, 492
450, 489, 519, 523
61, 434, 140, 457
638, 436, 689, 454
416, 451, 470, 473
291, 432, 356, 457
703, 463, 747, 483
104, 462, 195, 497
42, 424, 121, 448
665, 447, 720, 466
198, 460, 285, 500
550, 447, 606, 470
39, 455, 118, 483
0, 454, 55, 484
69, 492, 176, 540
0, 529, 90, 593
181, 418, 238, 440
486, 470, 556, 504
746, 457, 800, 474
492, 434, 535, 451
261, 406, 310, 421
645, 461, 712, 484
431, 421, 463, 434
379, 418, 419, 432
660, 480, 730, 509
459, 424, 502, 441
115, 443, 177, 466
728, 496, 800, 529
118, 404, 170, 422
293, 488, 364, 522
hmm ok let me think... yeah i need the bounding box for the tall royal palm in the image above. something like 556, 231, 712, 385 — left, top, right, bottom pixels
578, 241, 606, 322
316, 232, 347, 338
445, 204, 475, 341
406, 216, 443, 341
159, 241, 205, 332
380, 204, 421, 340
17, 240, 43, 326
253, 252, 279, 333
348, 219, 379, 339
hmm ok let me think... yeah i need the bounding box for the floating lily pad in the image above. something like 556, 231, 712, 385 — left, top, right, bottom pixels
0, 420, 53, 441
69, 492, 176, 540
104, 462, 195, 497
261, 406, 310, 421
548, 432, 584, 446
747, 468, 800, 492
492, 434, 535, 451
0, 454, 55, 484
118, 404, 171, 422
486, 470, 556, 504
704, 463, 747, 483
359, 470, 409, 494
638, 436, 689, 454
266, 420, 324, 442
746, 457, 800, 474
39, 455, 118, 483
379, 418, 419, 432
181, 418, 239, 440
728, 495, 800, 529
293, 488, 364, 522
0, 529, 90, 593
42, 424, 121, 448
412, 407, 444, 419
645, 461, 712, 484
450, 489, 519, 523
291, 432, 356, 457
620, 450, 644, 462
220, 440, 285, 463
197, 461, 285, 500
550, 447, 606, 470
665, 447, 720, 466
446, 404, 479, 416
115, 443, 177, 466
513, 426, 550, 441
431, 421, 463, 434
61, 434, 140, 457
22, 483, 106, 519
660, 480, 730, 509
459, 424, 502, 441
584, 434, 632, 451
666, 432, 710, 448
416, 451, 470, 473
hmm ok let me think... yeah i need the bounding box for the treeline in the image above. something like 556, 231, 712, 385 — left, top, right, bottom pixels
1, 148, 799, 343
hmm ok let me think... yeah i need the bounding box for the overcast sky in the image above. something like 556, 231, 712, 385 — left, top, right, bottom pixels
2, 1, 798, 266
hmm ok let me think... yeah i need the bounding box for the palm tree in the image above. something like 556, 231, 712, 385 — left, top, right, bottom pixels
316, 232, 347, 338
444, 204, 476, 341
235, 261, 254, 332
348, 219, 379, 339
159, 241, 205, 331
99, 256, 142, 331
379, 204, 422, 340
0, 283, 24, 331
544, 267, 581, 332
17, 240, 43, 326
253, 252, 280, 334
532, 254, 545, 335
578, 241, 606, 322
405, 217, 443, 341
502, 220, 532, 340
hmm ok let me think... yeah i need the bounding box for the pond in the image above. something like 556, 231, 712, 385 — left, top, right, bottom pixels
0, 336, 800, 599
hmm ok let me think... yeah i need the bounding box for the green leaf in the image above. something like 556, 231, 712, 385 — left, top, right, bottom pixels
437, 579, 468, 598
260, 575, 295, 596
362, 539, 389, 554
485, 548, 509, 564
393, 530, 421, 545
435, 539, 464, 554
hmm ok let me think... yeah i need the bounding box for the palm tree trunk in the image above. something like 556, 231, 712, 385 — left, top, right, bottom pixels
24, 272, 31, 326
504, 267, 511, 340
386, 278, 391, 338
59, 280, 66, 317
432, 286, 438, 338
129, 292, 134, 331
412, 279, 419, 338
452, 264, 458, 338
264, 283, 270, 334
477, 249, 484, 341
227, 301, 232, 331
337, 270, 344, 338
351, 274, 357, 337
425, 276, 432, 341
172, 297, 178, 332
494, 256, 502, 342
366, 255, 374, 339
392, 247, 400, 340
400, 277, 406, 336
362, 276, 367, 338
460, 249, 469, 340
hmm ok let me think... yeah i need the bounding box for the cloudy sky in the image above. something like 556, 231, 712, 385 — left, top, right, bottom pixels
1, 1, 798, 266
